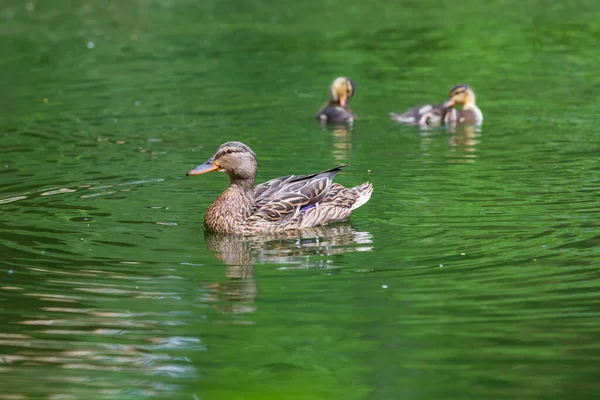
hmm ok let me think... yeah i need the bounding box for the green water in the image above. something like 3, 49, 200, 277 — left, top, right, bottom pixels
2, 0, 600, 398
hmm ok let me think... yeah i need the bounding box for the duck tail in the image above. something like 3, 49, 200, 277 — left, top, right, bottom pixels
389, 112, 413, 123
350, 182, 373, 210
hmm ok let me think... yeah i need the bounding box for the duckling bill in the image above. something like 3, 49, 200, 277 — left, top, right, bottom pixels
187, 141, 373, 234
315, 77, 358, 124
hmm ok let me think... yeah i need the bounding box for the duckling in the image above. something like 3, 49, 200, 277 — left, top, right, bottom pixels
442, 84, 483, 125
315, 77, 357, 124
390, 103, 449, 127
418, 107, 459, 129
390, 84, 482, 127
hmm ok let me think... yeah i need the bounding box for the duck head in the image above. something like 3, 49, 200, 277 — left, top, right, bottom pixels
187, 141, 257, 182
329, 77, 356, 108
443, 84, 476, 108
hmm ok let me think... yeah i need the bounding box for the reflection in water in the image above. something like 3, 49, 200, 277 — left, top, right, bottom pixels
0, 178, 165, 204
204, 224, 373, 316
420, 123, 480, 163
0, 260, 199, 398
204, 231, 258, 316
319, 124, 353, 163
448, 124, 480, 163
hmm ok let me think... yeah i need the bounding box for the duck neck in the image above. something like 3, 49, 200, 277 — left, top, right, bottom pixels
231, 172, 254, 187
204, 177, 255, 233
462, 101, 483, 123
463, 100, 476, 110
462, 92, 477, 110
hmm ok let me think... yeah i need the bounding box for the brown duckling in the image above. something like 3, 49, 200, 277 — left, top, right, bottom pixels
390, 103, 450, 127
442, 84, 483, 125
186, 141, 373, 234
315, 77, 358, 124
390, 84, 482, 127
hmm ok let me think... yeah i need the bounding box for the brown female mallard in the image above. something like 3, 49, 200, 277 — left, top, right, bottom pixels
315, 77, 358, 124
186, 141, 373, 234
390, 84, 483, 127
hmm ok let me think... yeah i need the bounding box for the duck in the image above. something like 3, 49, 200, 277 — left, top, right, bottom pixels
390, 103, 450, 127
186, 141, 373, 234
442, 84, 483, 125
390, 84, 482, 127
315, 77, 358, 124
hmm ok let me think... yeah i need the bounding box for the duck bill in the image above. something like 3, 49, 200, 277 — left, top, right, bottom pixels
186, 158, 220, 176
443, 98, 455, 108
340, 97, 347, 108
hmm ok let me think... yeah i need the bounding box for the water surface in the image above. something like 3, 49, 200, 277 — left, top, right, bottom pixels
1, 0, 600, 399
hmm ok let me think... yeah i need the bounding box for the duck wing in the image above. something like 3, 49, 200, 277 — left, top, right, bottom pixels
390, 104, 445, 125
251, 165, 348, 222
253, 175, 293, 209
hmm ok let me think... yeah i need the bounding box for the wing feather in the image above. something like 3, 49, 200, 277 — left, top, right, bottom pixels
251, 165, 347, 222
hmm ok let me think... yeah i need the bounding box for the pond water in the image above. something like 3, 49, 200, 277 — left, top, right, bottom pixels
2, 0, 600, 399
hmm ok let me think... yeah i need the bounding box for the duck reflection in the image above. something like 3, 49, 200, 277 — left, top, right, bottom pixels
419, 123, 480, 164
204, 224, 373, 314
331, 125, 353, 163
204, 231, 258, 316
316, 123, 353, 163
447, 123, 480, 163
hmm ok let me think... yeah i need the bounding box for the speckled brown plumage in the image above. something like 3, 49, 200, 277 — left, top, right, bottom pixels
187, 142, 373, 234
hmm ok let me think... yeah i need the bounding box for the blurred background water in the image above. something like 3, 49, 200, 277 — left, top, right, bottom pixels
1, 0, 600, 399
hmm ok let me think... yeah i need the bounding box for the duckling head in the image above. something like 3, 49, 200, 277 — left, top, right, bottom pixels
187, 141, 258, 182
329, 77, 356, 107
443, 84, 476, 108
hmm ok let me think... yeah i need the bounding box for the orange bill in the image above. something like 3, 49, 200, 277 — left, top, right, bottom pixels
186, 158, 219, 176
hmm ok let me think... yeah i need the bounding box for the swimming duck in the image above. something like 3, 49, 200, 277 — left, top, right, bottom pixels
390, 103, 450, 127
442, 84, 483, 125
390, 84, 482, 127
315, 77, 357, 124
186, 141, 373, 234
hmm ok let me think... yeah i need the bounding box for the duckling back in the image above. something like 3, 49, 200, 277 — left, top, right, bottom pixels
316, 105, 355, 124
